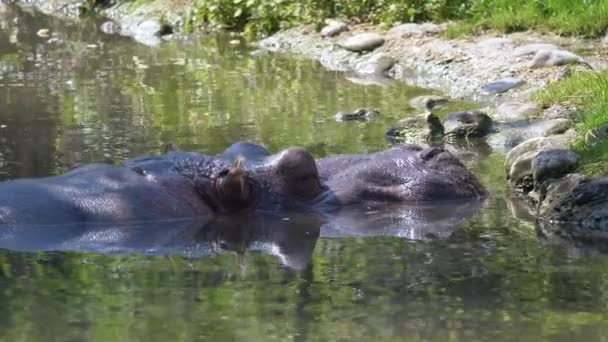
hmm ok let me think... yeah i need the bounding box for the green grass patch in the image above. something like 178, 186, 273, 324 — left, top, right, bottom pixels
534, 71, 608, 175
178, 0, 608, 37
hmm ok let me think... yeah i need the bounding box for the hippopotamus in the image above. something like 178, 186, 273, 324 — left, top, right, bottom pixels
0, 149, 253, 226
218, 141, 487, 209
0, 142, 485, 261
0, 141, 485, 229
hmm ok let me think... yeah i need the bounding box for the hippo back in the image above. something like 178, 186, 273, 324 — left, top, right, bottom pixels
318, 145, 486, 205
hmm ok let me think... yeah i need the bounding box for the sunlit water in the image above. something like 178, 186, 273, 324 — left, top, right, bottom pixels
0, 5, 607, 341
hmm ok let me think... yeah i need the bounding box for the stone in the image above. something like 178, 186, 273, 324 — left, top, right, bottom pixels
584, 124, 608, 147
494, 101, 541, 121
443, 111, 494, 138
100, 21, 119, 34
408, 95, 449, 111
505, 136, 568, 192
334, 108, 378, 122
543, 103, 577, 119
542, 118, 571, 136
513, 43, 559, 57
339, 33, 385, 52
481, 77, 524, 95
488, 119, 572, 153
355, 53, 396, 75
531, 49, 592, 69
532, 149, 578, 189
538, 174, 608, 237
120, 19, 173, 47
36, 28, 50, 38
321, 21, 348, 37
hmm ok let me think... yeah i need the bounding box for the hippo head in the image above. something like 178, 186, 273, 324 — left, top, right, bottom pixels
213, 146, 329, 211
269, 147, 324, 200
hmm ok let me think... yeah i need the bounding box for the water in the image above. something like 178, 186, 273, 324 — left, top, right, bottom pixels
1, 5, 607, 341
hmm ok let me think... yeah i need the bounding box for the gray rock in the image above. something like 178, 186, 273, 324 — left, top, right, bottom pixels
100, 21, 119, 35
538, 174, 608, 237
334, 108, 378, 122
443, 111, 494, 138
584, 124, 608, 147
542, 118, 572, 136
356, 53, 396, 75
481, 77, 524, 95
505, 136, 568, 192
408, 95, 449, 111
321, 21, 348, 37
120, 19, 172, 46
494, 101, 541, 121
531, 49, 592, 69
339, 33, 385, 52
513, 43, 559, 57
36, 28, 50, 38
532, 149, 578, 189
543, 103, 577, 119
489, 119, 572, 152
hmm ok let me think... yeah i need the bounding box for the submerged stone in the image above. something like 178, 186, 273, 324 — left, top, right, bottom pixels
334, 108, 378, 122
481, 77, 524, 95
443, 111, 494, 138
339, 33, 385, 52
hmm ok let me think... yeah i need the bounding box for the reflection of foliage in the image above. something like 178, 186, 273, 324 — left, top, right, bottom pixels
2, 227, 608, 340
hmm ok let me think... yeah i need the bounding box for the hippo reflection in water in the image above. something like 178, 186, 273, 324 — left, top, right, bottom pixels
0, 142, 486, 264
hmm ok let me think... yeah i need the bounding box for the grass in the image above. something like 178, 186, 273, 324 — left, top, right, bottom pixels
162, 0, 608, 37
534, 71, 608, 175
83, 0, 608, 38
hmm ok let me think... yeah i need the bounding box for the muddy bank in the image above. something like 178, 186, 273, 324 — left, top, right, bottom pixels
258, 24, 607, 104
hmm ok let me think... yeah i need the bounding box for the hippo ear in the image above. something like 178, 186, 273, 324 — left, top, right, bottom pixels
163, 143, 179, 154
